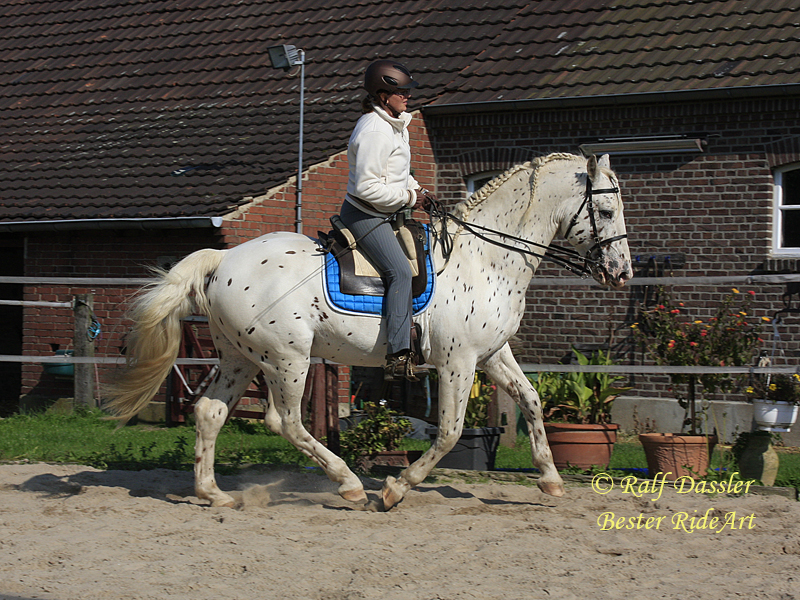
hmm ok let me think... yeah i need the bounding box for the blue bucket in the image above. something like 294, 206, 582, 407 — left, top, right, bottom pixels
43, 350, 74, 377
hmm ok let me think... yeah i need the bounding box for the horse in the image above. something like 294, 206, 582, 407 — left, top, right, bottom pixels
106, 152, 632, 510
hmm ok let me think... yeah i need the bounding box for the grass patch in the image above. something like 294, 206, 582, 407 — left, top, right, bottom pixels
0, 408, 312, 472
1, 411, 798, 493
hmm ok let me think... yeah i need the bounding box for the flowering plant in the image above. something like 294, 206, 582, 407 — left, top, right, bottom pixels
339, 401, 412, 466
745, 373, 800, 405
464, 372, 497, 428
633, 288, 765, 433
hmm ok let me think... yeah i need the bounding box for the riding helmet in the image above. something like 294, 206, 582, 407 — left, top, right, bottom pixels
364, 60, 419, 97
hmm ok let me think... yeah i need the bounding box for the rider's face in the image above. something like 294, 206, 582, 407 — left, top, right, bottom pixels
382, 90, 409, 117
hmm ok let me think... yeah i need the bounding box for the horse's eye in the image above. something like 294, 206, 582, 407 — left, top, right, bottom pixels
599, 210, 614, 220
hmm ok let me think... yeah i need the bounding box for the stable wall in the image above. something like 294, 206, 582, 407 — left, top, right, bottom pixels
19, 228, 225, 404
425, 95, 800, 418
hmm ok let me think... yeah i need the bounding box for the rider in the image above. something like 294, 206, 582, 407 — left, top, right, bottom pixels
339, 59, 435, 381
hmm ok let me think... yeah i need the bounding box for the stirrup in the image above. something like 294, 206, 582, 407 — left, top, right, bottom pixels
384, 351, 418, 382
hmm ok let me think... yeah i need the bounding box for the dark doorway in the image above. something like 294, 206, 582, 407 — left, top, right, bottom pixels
0, 246, 23, 416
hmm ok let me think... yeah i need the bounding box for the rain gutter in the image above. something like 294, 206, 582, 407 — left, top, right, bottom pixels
0, 216, 224, 233
422, 84, 800, 117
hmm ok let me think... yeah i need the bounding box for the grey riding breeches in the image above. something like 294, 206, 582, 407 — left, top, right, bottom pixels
339, 200, 413, 355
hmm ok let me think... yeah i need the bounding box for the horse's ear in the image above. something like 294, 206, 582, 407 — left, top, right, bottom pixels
587, 154, 598, 179
598, 154, 611, 170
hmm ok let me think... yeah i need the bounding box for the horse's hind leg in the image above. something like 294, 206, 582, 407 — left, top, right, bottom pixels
263, 357, 366, 503
194, 351, 260, 507
479, 343, 565, 497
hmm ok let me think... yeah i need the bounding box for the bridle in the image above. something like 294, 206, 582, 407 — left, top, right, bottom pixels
563, 177, 628, 260
427, 176, 627, 277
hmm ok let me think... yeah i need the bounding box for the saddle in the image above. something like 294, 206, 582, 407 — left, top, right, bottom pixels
319, 215, 429, 298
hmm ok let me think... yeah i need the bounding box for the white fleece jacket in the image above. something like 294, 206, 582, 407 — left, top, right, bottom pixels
345, 104, 420, 216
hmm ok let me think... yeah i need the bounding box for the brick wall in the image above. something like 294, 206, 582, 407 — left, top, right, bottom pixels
424, 96, 800, 400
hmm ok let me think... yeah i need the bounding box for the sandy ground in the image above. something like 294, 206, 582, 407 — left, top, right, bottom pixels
1, 463, 799, 600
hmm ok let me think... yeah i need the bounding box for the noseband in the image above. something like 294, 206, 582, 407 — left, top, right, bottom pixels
563, 177, 628, 259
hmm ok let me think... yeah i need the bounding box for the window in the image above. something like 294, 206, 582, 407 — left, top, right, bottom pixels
465, 171, 502, 197
773, 165, 800, 254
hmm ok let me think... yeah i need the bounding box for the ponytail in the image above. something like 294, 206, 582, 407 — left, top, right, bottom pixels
361, 95, 375, 114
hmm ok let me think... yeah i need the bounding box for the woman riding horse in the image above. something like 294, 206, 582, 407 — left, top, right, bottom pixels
339, 59, 435, 382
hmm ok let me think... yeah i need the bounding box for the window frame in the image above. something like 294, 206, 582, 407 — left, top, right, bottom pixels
465, 171, 503, 197
773, 164, 800, 256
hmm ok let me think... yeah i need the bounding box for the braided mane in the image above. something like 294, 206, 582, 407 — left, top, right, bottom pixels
454, 152, 582, 221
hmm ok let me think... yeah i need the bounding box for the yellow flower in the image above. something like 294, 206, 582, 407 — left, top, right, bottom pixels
746, 386, 754, 394
762, 317, 771, 322
769, 383, 777, 392
694, 320, 703, 324
732, 288, 740, 294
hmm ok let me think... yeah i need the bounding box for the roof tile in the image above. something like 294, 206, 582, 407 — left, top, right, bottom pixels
1, 0, 799, 222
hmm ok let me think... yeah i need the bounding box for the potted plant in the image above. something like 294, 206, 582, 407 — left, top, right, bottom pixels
339, 401, 420, 471
633, 288, 764, 479
745, 371, 800, 433
530, 347, 630, 470
426, 372, 505, 470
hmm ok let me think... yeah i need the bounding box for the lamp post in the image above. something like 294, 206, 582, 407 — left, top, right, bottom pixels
268, 44, 306, 235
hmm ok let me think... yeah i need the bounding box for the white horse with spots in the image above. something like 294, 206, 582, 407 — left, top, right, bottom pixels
107, 152, 631, 510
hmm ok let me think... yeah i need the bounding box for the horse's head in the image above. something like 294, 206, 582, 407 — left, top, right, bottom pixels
561, 154, 632, 289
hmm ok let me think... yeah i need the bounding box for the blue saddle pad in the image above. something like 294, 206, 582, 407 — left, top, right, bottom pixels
322, 225, 435, 316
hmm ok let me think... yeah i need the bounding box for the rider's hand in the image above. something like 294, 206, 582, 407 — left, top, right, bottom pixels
415, 188, 437, 212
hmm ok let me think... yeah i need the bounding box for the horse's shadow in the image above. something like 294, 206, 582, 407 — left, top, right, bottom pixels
16, 468, 197, 504
15, 468, 548, 512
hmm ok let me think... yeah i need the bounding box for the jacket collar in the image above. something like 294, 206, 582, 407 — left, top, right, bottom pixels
372, 103, 412, 131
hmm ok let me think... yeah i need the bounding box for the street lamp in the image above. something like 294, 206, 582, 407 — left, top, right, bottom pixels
268, 44, 306, 234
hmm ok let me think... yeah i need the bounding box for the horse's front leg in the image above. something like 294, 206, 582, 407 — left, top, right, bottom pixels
382, 365, 475, 510
479, 343, 565, 497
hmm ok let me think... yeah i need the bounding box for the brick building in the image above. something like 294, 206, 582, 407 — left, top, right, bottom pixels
1, 1, 799, 436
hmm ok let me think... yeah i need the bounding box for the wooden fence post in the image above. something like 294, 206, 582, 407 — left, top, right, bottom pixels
325, 362, 340, 455
73, 293, 95, 408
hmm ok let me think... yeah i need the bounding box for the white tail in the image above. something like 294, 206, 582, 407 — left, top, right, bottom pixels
105, 248, 226, 423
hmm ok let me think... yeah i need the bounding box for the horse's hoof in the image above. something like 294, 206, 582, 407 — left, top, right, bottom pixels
211, 499, 238, 508
537, 479, 566, 497
381, 475, 405, 511
340, 487, 368, 503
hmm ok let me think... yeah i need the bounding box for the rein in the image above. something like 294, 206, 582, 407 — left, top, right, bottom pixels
427, 177, 627, 277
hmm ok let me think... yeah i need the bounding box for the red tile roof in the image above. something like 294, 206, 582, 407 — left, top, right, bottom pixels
1, 0, 798, 223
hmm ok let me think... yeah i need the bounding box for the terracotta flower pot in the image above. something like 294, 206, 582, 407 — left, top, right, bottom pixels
544, 423, 618, 469
638, 433, 717, 480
